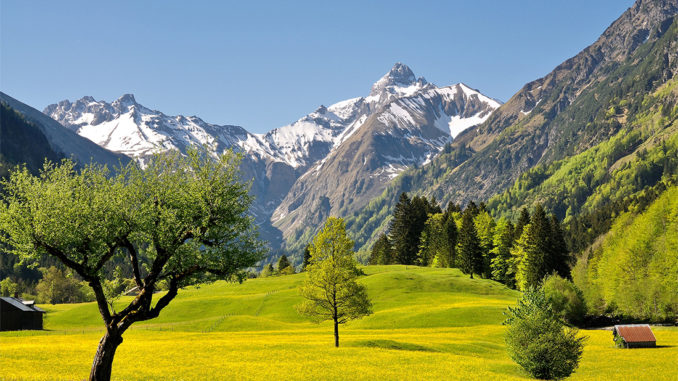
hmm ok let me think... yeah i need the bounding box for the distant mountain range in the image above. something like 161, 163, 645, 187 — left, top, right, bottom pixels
6, 0, 674, 266
42, 63, 500, 257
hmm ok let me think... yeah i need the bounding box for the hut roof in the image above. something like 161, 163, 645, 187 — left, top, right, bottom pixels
614, 324, 656, 343
0, 297, 35, 312
0, 297, 45, 313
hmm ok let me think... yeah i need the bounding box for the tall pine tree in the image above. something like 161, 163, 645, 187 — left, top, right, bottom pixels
390, 193, 417, 264
458, 207, 483, 279
514, 207, 531, 242
369, 233, 394, 265
548, 215, 570, 279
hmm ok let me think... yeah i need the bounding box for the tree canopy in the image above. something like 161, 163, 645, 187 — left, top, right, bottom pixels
0, 148, 264, 380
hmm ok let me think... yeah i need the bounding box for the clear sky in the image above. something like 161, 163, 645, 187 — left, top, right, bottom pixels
1, 0, 634, 133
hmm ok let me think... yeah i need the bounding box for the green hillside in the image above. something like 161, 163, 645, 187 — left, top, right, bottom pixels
40, 265, 518, 332
572, 185, 678, 321
2, 266, 677, 380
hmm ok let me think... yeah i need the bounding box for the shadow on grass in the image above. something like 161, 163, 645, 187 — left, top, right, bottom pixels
349, 339, 439, 352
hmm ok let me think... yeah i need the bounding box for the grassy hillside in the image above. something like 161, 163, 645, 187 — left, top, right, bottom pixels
1, 266, 676, 380
35, 266, 518, 333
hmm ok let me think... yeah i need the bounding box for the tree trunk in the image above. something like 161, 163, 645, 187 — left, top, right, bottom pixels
333, 318, 339, 347
470, 273, 473, 279
89, 331, 123, 381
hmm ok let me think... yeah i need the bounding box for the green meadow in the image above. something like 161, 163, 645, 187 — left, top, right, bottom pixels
1, 266, 676, 380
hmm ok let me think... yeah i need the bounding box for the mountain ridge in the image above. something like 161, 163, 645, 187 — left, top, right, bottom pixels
44, 63, 500, 257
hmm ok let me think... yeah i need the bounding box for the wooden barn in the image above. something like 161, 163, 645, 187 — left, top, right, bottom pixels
0, 297, 45, 331
613, 324, 656, 348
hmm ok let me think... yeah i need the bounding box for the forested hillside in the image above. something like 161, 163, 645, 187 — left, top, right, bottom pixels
0, 102, 63, 178
345, 7, 678, 254
572, 185, 678, 322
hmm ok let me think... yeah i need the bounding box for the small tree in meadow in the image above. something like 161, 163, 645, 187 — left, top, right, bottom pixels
296, 217, 372, 347
504, 287, 585, 380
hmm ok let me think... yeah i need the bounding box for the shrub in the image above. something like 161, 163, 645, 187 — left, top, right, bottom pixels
504, 287, 586, 380
542, 274, 587, 326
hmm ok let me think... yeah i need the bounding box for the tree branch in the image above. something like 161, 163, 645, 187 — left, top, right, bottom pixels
123, 238, 143, 289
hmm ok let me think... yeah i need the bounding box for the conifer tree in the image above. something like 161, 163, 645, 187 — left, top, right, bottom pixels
548, 215, 570, 278
514, 207, 531, 241
302, 244, 312, 270
458, 208, 483, 278
514, 205, 556, 289
277, 255, 291, 272
490, 218, 515, 287
390, 193, 423, 265
369, 233, 394, 265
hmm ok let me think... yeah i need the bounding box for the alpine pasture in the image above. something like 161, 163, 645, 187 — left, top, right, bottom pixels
1, 266, 676, 380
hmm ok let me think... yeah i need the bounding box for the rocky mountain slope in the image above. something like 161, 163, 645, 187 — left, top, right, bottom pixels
273, 69, 500, 255
344, 0, 678, 252
45, 64, 499, 256
0, 92, 130, 170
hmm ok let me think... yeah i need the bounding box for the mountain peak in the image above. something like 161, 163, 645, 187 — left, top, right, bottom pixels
114, 93, 137, 107
370, 63, 427, 98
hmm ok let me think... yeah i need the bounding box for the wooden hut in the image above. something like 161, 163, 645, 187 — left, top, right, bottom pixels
0, 297, 45, 331
613, 324, 656, 348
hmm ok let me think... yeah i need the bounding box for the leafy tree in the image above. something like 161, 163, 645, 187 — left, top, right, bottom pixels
542, 274, 586, 326
277, 255, 292, 273
573, 186, 678, 321
369, 233, 394, 265
0, 277, 18, 297
417, 213, 447, 266
297, 217, 372, 347
0, 149, 264, 380
512, 225, 535, 291
442, 211, 459, 267
504, 287, 585, 380
35, 266, 87, 304
490, 218, 515, 287
458, 208, 483, 278
260, 263, 275, 277
302, 244, 312, 270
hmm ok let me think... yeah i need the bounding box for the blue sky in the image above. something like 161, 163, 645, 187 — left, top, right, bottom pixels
1, 0, 634, 133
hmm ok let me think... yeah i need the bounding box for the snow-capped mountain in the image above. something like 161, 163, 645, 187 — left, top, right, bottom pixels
269, 65, 501, 255
44, 63, 500, 257
44, 94, 252, 161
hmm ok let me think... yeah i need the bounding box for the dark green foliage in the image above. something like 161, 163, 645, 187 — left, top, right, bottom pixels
0, 102, 62, 178
302, 244, 312, 270
514, 207, 530, 242
369, 233, 394, 265
277, 255, 291, 272
504, 288, 585, 380
515, 205, 570, 289
389, 193, 416, 264
458, 208, 482, 278
548, 216, 570, 278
